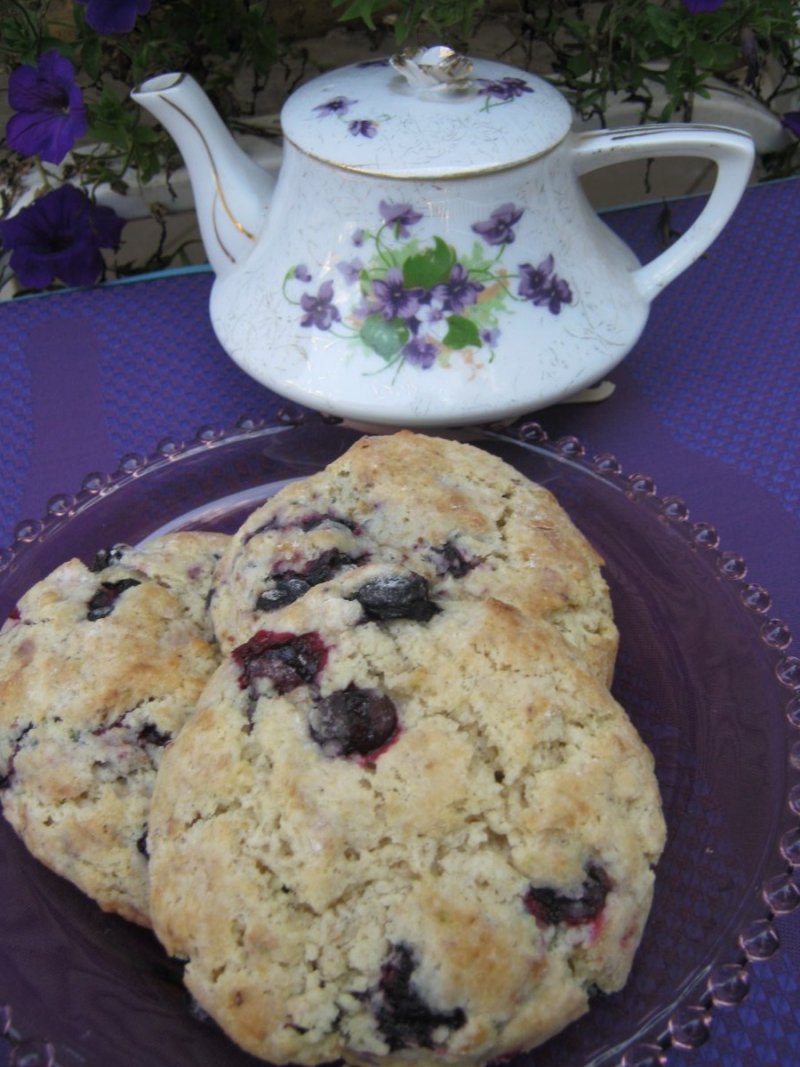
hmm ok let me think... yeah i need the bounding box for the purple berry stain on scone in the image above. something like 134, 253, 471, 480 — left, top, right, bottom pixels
523, 865, 611, 927
233, 630, 328, 695
355, 573, 439, 623
309, 684, 399, 761
431, 541, 478, 579
86, 579, 141, 621
372, 943, 466, 1050
256, 548, 369, 612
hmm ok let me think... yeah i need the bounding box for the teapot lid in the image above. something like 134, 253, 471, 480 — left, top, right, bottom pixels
280, 46, 572, 178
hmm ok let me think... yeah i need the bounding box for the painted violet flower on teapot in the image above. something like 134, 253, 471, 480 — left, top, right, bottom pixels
285, 197, 573, 378
132, 46, 754, 427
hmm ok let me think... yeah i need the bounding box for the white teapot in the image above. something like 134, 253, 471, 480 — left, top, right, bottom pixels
132, 46, 753, 427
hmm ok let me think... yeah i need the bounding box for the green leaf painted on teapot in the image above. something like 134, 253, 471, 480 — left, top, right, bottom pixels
402, 237, 456, 289
360, 314, 410, 359
443, 315, 482, 350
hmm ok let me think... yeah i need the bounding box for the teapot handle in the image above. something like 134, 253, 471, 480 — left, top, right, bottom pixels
571, 124, 754, 301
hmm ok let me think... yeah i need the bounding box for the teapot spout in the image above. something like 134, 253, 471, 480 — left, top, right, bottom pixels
131, 73, 275, 277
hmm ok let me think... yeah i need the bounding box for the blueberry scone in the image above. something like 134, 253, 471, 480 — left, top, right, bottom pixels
149, 579, 665, 1066
0, 531, 228, 925
209, 431, 618, 685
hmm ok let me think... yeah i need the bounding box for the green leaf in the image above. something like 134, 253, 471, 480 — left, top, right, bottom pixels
402, 237, 456, 289
443, 315, 481, 350
332, 0, 383, 30
644, 7, 682, 50
360, 315, 409, 360
80, 36, 101, 81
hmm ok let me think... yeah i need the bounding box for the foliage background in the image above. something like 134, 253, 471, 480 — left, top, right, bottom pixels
0, 0, 798, 294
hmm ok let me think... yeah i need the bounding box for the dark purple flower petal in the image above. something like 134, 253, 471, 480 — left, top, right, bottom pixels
782, 112, 800, 138
294, 264, 312, 282
681, 0, 725, 11
314, 96, 357, 117
476, 76, 534, 102
546, 276, 573, 314
472, 203, 524, 246
6, 51, 87, 164
300, 280, 341, 330
0, 184, 124, 290
371, 268, 424, 321
379, 201, 423, 239
74, 0, 152, 33
517, 256, 573, 315
431, 263, 484, 313
518, 256, 555, 302
349, 119, 378, 138
403, 336, 438, 369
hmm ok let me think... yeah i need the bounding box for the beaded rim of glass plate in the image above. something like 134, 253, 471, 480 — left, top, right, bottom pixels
0, 412, 798, 1067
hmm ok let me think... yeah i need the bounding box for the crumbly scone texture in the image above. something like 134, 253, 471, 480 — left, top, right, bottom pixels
210, 431, 618, 685
0, 531, 228, 926
149, 590, 666, 1067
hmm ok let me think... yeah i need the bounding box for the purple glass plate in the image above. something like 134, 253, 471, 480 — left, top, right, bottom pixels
0, 415, 798, 1067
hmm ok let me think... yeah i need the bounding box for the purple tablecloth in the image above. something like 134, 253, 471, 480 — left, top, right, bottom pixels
1, 177, 798, 1066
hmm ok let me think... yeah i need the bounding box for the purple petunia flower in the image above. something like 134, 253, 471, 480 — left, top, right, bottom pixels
432, 263, 484, 313
300, 280, 340, 330
681, 0, 725, 11
6, 51, 88, 165
476, 76, 534, 102
518, 256, 573, 315
371, 268, 424, 321
314, 96, 357, 117
681, 0, 725, 10
472, 203, 524, 246
349, 119, 378, 138
0, 184, 124, 289
379, 201, 423, 239
403, 336, 438, 369
782, 112, 800, 138
74, 0, 152, 34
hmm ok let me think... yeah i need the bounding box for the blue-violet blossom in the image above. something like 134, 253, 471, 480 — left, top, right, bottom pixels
0, 184, 124, 289
432, 263, 484, 313
476, 77, 534, 102
472, 203, 524, 246
518, 256, 573, 315
74, 0, 152, 34
6, 51, 87, 165
314, 97, 357, 117
681, 0, 725, 12
300, 281, 340, 330
379, 201, 423, 239
371, 268, 424, 321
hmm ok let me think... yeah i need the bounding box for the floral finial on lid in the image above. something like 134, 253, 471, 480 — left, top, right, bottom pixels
390, 45, 474, 94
